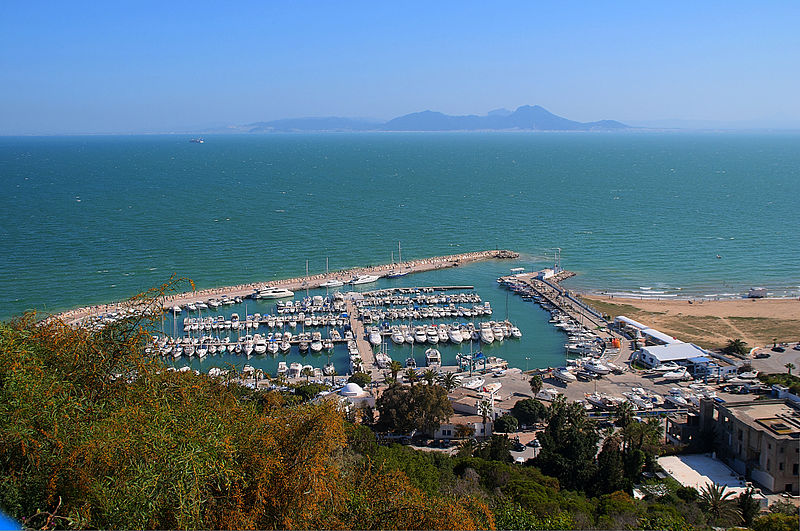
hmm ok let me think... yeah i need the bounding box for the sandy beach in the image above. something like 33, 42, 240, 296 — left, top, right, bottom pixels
57, 249, 518, 326
581, 294, 800, 349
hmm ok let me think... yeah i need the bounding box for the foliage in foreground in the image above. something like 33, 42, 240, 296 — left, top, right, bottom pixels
0, 306, 490, 530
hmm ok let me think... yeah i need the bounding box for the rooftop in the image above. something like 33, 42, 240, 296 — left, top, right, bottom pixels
658, 454, 762, 497
721, 399, 800, 439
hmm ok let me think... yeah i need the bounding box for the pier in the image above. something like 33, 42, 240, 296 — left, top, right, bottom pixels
59, 249, 518, 326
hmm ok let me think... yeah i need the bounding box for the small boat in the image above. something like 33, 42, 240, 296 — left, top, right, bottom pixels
426, 326, 439, 344
448, 325, 463, 343
663, 367, 692, 382
480, 324, 494, 344
323, 362, 336, 376
287, 362, 303, 379
190, 138, 204, 143
390, 326, 405, 344
320, 279, 344, 287
510, 326, 522, 338
462, 376, 485, 390
311, 332, 323, 353
405, 356, 417, 369
650, 361, 682, 373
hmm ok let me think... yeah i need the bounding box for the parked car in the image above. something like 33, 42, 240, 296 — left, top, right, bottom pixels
526, 438, 542, 448
772, 346, 786, 352
755, 352, 771, 359
512, 441, 526, 452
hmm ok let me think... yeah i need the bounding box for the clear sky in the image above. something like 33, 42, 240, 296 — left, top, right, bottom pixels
2, 1, 799, 134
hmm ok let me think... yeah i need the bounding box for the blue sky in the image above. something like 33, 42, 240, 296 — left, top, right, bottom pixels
2, 1, 799, 133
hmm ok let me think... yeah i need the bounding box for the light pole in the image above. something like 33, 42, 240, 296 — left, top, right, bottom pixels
525, 356, 530, 373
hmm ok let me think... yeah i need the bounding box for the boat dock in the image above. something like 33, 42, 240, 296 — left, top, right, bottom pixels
345, 298, 377, 373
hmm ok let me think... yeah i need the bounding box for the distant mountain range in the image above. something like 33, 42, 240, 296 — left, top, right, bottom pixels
237, 105, 628, 133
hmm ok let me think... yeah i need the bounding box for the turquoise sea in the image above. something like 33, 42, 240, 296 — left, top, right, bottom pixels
2, 133, 799, 371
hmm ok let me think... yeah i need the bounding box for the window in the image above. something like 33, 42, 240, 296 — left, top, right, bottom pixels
793, 464, 798, 475
779, 463, 784, 471
768, 443, 772, 450
738, 429, 743, 441
779, 446, 783, 454
767, 459, 770, 470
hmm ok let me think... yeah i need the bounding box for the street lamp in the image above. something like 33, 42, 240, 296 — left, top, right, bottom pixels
525, 356, 530, 373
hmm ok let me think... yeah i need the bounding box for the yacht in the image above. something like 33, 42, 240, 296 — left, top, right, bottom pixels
425, 348, 441, 368
462, 376, 485, 390
320, 279, 344, 287
426, 326, 439, 344
663, 367, 691, 382
405, 356, 417, 369
553, 367, 577, 383
256, 287, 295, 299
350, 274, 380, 285
375, 352, 392, 369
243, 335, 255, 356
267, 337, 280, 355
390, 326, 405, 344
651, 361, 682, 373
323, 362, 336, 376
584, 360, 611, 375
510, 326, 522, 338
368, 327, 382, 346
437, 324, 449, 343
414, 326, 427, 344
448, 325, 463, 344
585, 392, 625, 411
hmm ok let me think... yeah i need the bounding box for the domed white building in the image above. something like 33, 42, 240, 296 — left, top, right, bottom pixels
337, 382, 374, 407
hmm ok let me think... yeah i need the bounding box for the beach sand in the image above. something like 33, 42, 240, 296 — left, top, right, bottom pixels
580, 295, 800, 349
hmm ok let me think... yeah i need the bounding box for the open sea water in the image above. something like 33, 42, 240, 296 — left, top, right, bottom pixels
2, 132, 799, 371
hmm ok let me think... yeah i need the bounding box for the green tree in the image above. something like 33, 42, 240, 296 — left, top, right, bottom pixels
785, 362, 795, 375
534, 395, 599, 492
528, 374, 543, 396
593, 434, 625, 495
699, 482, 742, 526
389, 359, 402, 380
375, 383, 453, 436
300, 366, 313, 382
724, 338, 749, 356
752, 513, 799, 531
475, 434, 513, 463
348, 371, 372, 388
454, 423, 475, 439
510, 398, 548, 427
494, 414, 519, 434
404, 368, 418, 386
437, 371, 461, 392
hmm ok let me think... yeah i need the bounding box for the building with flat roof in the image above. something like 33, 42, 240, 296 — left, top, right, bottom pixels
698, 399, 800, 494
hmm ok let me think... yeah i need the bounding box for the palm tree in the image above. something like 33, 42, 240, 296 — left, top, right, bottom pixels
421, 369, 438, 386
437, 371, 461, 392
404, 368, 418, 386
477, 399, 493, 440
301, 367, 313, 382
785, 363, 795, 376
529, 374, 543, 396
699, 482, 742, 525
389, 360, 403, 380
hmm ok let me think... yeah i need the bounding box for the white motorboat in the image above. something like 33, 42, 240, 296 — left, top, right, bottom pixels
320, 279, 344, 287
368, 327, 382, 346
553, 367, 577, 383
480, 324, 495, 344
448, 325, 463, 344
414, 327, 427, 343
323, 362, 336, 376
437, 324, 449, 343
405, 356, 417, 369
665, 388, 690, 407
651, 362, 682, 373
510, 326, 522, 338
663, 367, 692, 382
426, 326, 439, 344
425, 348, 441, 368
584, 360, 611, 375
375, 352, 392, 369
390, 327, 405, 344
536, 387, 561, 401
585, 392, 625, 410
311, 332, 323, 353
256, 287, 295, 299
350, 274, 380, 285
277, 361, 288, 376
492, 323, 505, 341
253, 334, 267, 355
462, 376, 485, 390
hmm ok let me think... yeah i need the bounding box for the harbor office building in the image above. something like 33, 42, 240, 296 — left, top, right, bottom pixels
689, 399, 800, 494
614, 316, 738, 377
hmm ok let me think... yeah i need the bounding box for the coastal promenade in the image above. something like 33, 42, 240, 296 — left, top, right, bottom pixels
57, 249, 518, 326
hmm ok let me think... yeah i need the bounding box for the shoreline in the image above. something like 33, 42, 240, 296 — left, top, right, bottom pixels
580, 294, 800, 349
57, 249, 519, 325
